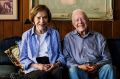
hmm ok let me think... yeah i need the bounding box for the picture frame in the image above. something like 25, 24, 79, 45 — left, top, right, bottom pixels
0, 0, 18, 20
29, 0, 113, 21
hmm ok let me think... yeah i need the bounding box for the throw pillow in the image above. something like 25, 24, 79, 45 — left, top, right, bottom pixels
4, 45, 23, 71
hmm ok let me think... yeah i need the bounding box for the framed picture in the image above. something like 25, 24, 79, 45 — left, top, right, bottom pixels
0, 0, 18, 20
30, 0, 113, 21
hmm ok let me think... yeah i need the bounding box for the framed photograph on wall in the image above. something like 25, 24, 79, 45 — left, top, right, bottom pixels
30, 0, 113, 21
0, 0, 18, 20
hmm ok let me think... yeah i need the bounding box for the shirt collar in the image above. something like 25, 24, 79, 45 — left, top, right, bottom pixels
72, 29, 94, 38
31, 26, 35, 35
31, 26, 51, 36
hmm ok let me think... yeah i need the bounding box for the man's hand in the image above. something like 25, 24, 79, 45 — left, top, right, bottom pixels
86, 64, 98, 72
77, 64, 98, 72
77, 64, 90, 71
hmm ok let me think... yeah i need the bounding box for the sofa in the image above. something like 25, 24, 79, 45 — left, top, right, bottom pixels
107, 39, 120, 78
0, 36, 21, 79
0, 36, 120, 79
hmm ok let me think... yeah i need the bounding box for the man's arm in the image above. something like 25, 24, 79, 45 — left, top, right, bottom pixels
63, 36, 78, 67
96, 35, 112, 67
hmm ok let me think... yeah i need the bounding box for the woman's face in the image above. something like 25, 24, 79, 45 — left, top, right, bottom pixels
33, 10, 49, 31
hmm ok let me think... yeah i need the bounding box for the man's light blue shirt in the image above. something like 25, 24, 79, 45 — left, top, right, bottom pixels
63, 30, 112, 67
19, 26, 65, 73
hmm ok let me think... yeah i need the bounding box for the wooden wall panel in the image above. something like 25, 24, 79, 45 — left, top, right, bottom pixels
88, 21, 92, 31
102, 22, 112, 38
112, 21, 120, 38
13, 0, 23, 37
91, 21, 102, 34
60, 21, 73, 40
13, 21, 23, 37
0, 0, 120, 40
3, 21, 13, 38
0, 21, 3, 39
22, 0, 32, 32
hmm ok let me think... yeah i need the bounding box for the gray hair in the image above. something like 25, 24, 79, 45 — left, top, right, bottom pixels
72, 9, 88, 21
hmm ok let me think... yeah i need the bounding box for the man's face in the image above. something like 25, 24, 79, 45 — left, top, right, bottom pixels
72, 11, 88, 33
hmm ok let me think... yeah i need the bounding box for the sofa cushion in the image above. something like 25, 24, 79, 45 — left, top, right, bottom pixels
0, 65, 18, 78
107, 39, 120, 72
4, 45, 24, 74
0, 36, 21, 52
4, 45, 22, 69
0, 52, 13, 65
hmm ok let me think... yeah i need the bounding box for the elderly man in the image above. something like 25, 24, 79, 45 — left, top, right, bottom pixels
63, 9, 115, 79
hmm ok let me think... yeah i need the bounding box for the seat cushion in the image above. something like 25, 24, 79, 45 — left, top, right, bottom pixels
107, 39, 120, 72
0, 52, 12, 65
0, 65, 18, 78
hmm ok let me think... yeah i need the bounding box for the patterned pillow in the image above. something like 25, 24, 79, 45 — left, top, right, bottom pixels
4, 45, 23, 72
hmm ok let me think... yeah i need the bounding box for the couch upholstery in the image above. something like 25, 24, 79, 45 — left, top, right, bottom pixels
107, 39, 120, 78
0, 37, 120, 78
0, 36, 21, 78
107, 39, 120, 68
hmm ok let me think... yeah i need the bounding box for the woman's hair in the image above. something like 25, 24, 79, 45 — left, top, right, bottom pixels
29, 5, 51, 23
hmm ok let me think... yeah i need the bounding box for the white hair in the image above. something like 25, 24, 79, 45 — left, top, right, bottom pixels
72, 9, 85, 15
72, 9, 88, 21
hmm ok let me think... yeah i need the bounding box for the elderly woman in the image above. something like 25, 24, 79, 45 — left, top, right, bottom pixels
19, 5, 65, 79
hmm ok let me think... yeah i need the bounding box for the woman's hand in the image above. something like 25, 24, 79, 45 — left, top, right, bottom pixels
31, 64, 51, 71
44, 63, 59, 71
31, 63, 60, 72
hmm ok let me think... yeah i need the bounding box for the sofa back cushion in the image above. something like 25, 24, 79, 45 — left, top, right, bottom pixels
0, 36, 21, 65
4, 45, 22, 68
107, 39, 120, 72
0, 37, 21, 52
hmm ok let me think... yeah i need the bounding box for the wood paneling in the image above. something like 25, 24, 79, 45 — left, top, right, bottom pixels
3, 21, 13, 38
0, 0, 120, 40
92, 21, 103, 33
112, 21, 120, 38
102, 21, 112, 38
13, 0, 23, 37
23, 0, 32, 32
0, 21, 3, 39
